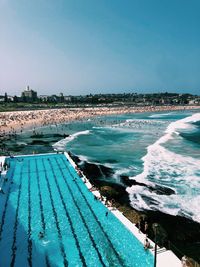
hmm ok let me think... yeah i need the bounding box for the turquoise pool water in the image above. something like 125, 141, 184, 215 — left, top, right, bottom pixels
0, 153, 153, 266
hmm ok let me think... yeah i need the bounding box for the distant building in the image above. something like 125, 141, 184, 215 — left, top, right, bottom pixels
64, 96, 72, 102
39, 95, 49, 102
21, 86, 37, 101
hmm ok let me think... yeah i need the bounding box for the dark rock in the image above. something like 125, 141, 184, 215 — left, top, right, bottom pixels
80, 161, 114, 179
30, 134, 44, 138
69, 152, 81, 163
120, 176, 146, 187
149, 184, 175, 195
141, 195, 160, 206
30, 140, 49, 145
97, 180, 130, 204
99, 164, 114, 177
30, 133, 69, 139
121, 176, 175, 195
70, 152, 114, 179
100, 186, 120, 199
9, 145, 25, 152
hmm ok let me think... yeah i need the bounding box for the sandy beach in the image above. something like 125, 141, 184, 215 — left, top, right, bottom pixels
1, 105, 200, 136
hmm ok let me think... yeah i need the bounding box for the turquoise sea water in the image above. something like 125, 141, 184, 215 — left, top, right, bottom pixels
0, 154, 153, 266
53, 110, 200, 223
2, 109, 200, 223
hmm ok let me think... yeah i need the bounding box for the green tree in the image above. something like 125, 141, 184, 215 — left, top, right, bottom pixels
4, 92, 8, 103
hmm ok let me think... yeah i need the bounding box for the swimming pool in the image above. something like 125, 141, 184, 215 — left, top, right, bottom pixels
0, 153, 153, 266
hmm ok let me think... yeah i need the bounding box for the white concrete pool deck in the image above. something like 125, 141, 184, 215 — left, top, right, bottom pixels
0, 156, 7, 191
0, 156, 6, 170
64, 152, 181, 267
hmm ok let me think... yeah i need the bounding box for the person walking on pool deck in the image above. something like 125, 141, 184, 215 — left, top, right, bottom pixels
144, 238, 151, 250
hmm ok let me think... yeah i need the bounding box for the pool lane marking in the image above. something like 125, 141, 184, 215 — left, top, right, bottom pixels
45, 255, 51, 267
0, 161, 17, 242
10, 164, 23, 267
27, 160, 33, 267
35, 159, 51, 267
47, 158, 92, 267
41, 158, 68, 267
35, 159, 46, 232
54, 157, 108, 267
60, 156, 125, 267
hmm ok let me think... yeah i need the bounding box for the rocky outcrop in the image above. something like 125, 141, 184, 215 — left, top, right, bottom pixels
121, 175, 175, 195
69, 152, 114, 179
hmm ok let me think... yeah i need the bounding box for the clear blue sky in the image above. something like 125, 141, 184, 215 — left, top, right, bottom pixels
0, 0, 200, 96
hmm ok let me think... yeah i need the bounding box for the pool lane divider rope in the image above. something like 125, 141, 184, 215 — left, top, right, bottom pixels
10, 164, 23, 267
41, 158, 68, 267
48, 158, 94, 267
35, 159, 51, 267
54, 158, 110, 267
59, 156, 125, 267
0, 161, 17, 242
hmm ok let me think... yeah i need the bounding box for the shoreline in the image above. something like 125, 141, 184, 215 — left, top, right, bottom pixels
1, 105, 200, 136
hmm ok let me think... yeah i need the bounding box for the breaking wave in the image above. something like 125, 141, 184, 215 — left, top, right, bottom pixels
53, 130, 91, 151
127, 113, 200, 222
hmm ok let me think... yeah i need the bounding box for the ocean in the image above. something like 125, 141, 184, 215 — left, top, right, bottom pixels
3, 109, 200, 223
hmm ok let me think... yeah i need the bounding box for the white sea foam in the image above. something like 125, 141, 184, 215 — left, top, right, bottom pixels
78, 154, 91, 162
131, 113, 200, 182
149, 113, 173, 118
53, 130, 90, 151
127, 113, 200, 222
17, 142, 28, 146
128, 183, 200, 222
112, 168, 130, 183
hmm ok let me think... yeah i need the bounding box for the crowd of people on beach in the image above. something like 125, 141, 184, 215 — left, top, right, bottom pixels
1, 105, 198, 138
